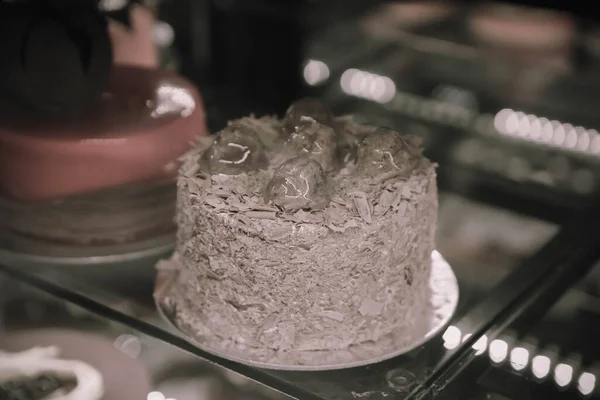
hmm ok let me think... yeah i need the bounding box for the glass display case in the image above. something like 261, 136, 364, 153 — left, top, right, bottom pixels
0, 274, 287, 400
1, 1, 600, 399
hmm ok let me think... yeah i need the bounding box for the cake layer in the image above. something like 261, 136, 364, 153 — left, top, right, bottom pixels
0, 180, 176, 248
0, 66, 207, 202
171, 113, 437, 352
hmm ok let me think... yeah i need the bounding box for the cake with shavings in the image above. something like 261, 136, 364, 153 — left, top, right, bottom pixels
164, 98, 438, 353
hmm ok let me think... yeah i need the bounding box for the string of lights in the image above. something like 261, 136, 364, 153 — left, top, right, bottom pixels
307, 64, 600, 160
442, 325, 598, 397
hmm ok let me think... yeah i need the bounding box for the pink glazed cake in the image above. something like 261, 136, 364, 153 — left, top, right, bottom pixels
0, 66, 207, 251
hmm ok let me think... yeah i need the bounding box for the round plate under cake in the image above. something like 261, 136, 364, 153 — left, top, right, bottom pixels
0, 329, 151, 400
0, 230, 174, 287
154, 251, 459, 371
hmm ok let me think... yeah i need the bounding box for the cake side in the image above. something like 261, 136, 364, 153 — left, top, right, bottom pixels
0, 66, 207, 203
0, 180, 176, 248
170, 106, 438, 352
0, 67, 206, 250
174, 161, 436, 351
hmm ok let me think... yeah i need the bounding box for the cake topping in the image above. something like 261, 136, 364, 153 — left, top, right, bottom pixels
264, 157, 330, 211
356, 127, 421, 178
337, 134, 361, 165
281, 98, 334, 137
285, 117, 338, 172
190, 100, 429, 216
203, 122, 268, 175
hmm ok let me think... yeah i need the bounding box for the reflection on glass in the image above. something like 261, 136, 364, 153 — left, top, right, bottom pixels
554, 363, 574, 387
113, 334, 142, 359
531, 355, 551, 380
99, 0, 128, 11
303, 60, 330, 86
151, 84, 196, 119
489, 339, 508, 364
147, 391, 176, 400
472, 335, 488, 356
494, 108, 600, 156
340, 69, 396, 103
385, 90, 474, 128
154, 22, 175, 48
442, 325, 461, 350
578, 372, 596, 396
510, 347, 529, 371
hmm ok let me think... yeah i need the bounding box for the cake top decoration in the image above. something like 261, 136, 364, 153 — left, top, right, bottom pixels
188, 98, 428, 214
281, 98, 334, 138
264, 156, 330, 211
202, 121, 268, 176
285, 117, 338, 172
357, 127, 422, 178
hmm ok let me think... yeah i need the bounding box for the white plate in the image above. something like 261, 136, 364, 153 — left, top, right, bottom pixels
155, 251, 459, 371
0, 231, 174, 269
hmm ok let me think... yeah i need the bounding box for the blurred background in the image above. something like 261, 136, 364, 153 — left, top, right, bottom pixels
158, 0, 600, 329
3, 1, 600, 399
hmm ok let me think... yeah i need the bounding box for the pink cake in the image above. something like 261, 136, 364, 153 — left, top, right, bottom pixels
0, 66, 207, 251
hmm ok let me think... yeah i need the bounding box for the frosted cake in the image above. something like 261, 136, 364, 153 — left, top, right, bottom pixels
0, 67, 206, 254
165, 98, 438, 353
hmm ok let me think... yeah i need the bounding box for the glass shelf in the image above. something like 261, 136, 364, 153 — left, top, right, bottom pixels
4, 195, 599, 400
0, 273, 287, 400
432, 263, 600, 400
3, 4, 600, 399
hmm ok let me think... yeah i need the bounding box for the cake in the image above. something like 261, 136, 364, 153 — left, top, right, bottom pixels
164, 98, 438, 354
0, 66, 207, 252
0, 329, 151, 400
0, 346, 104, 400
